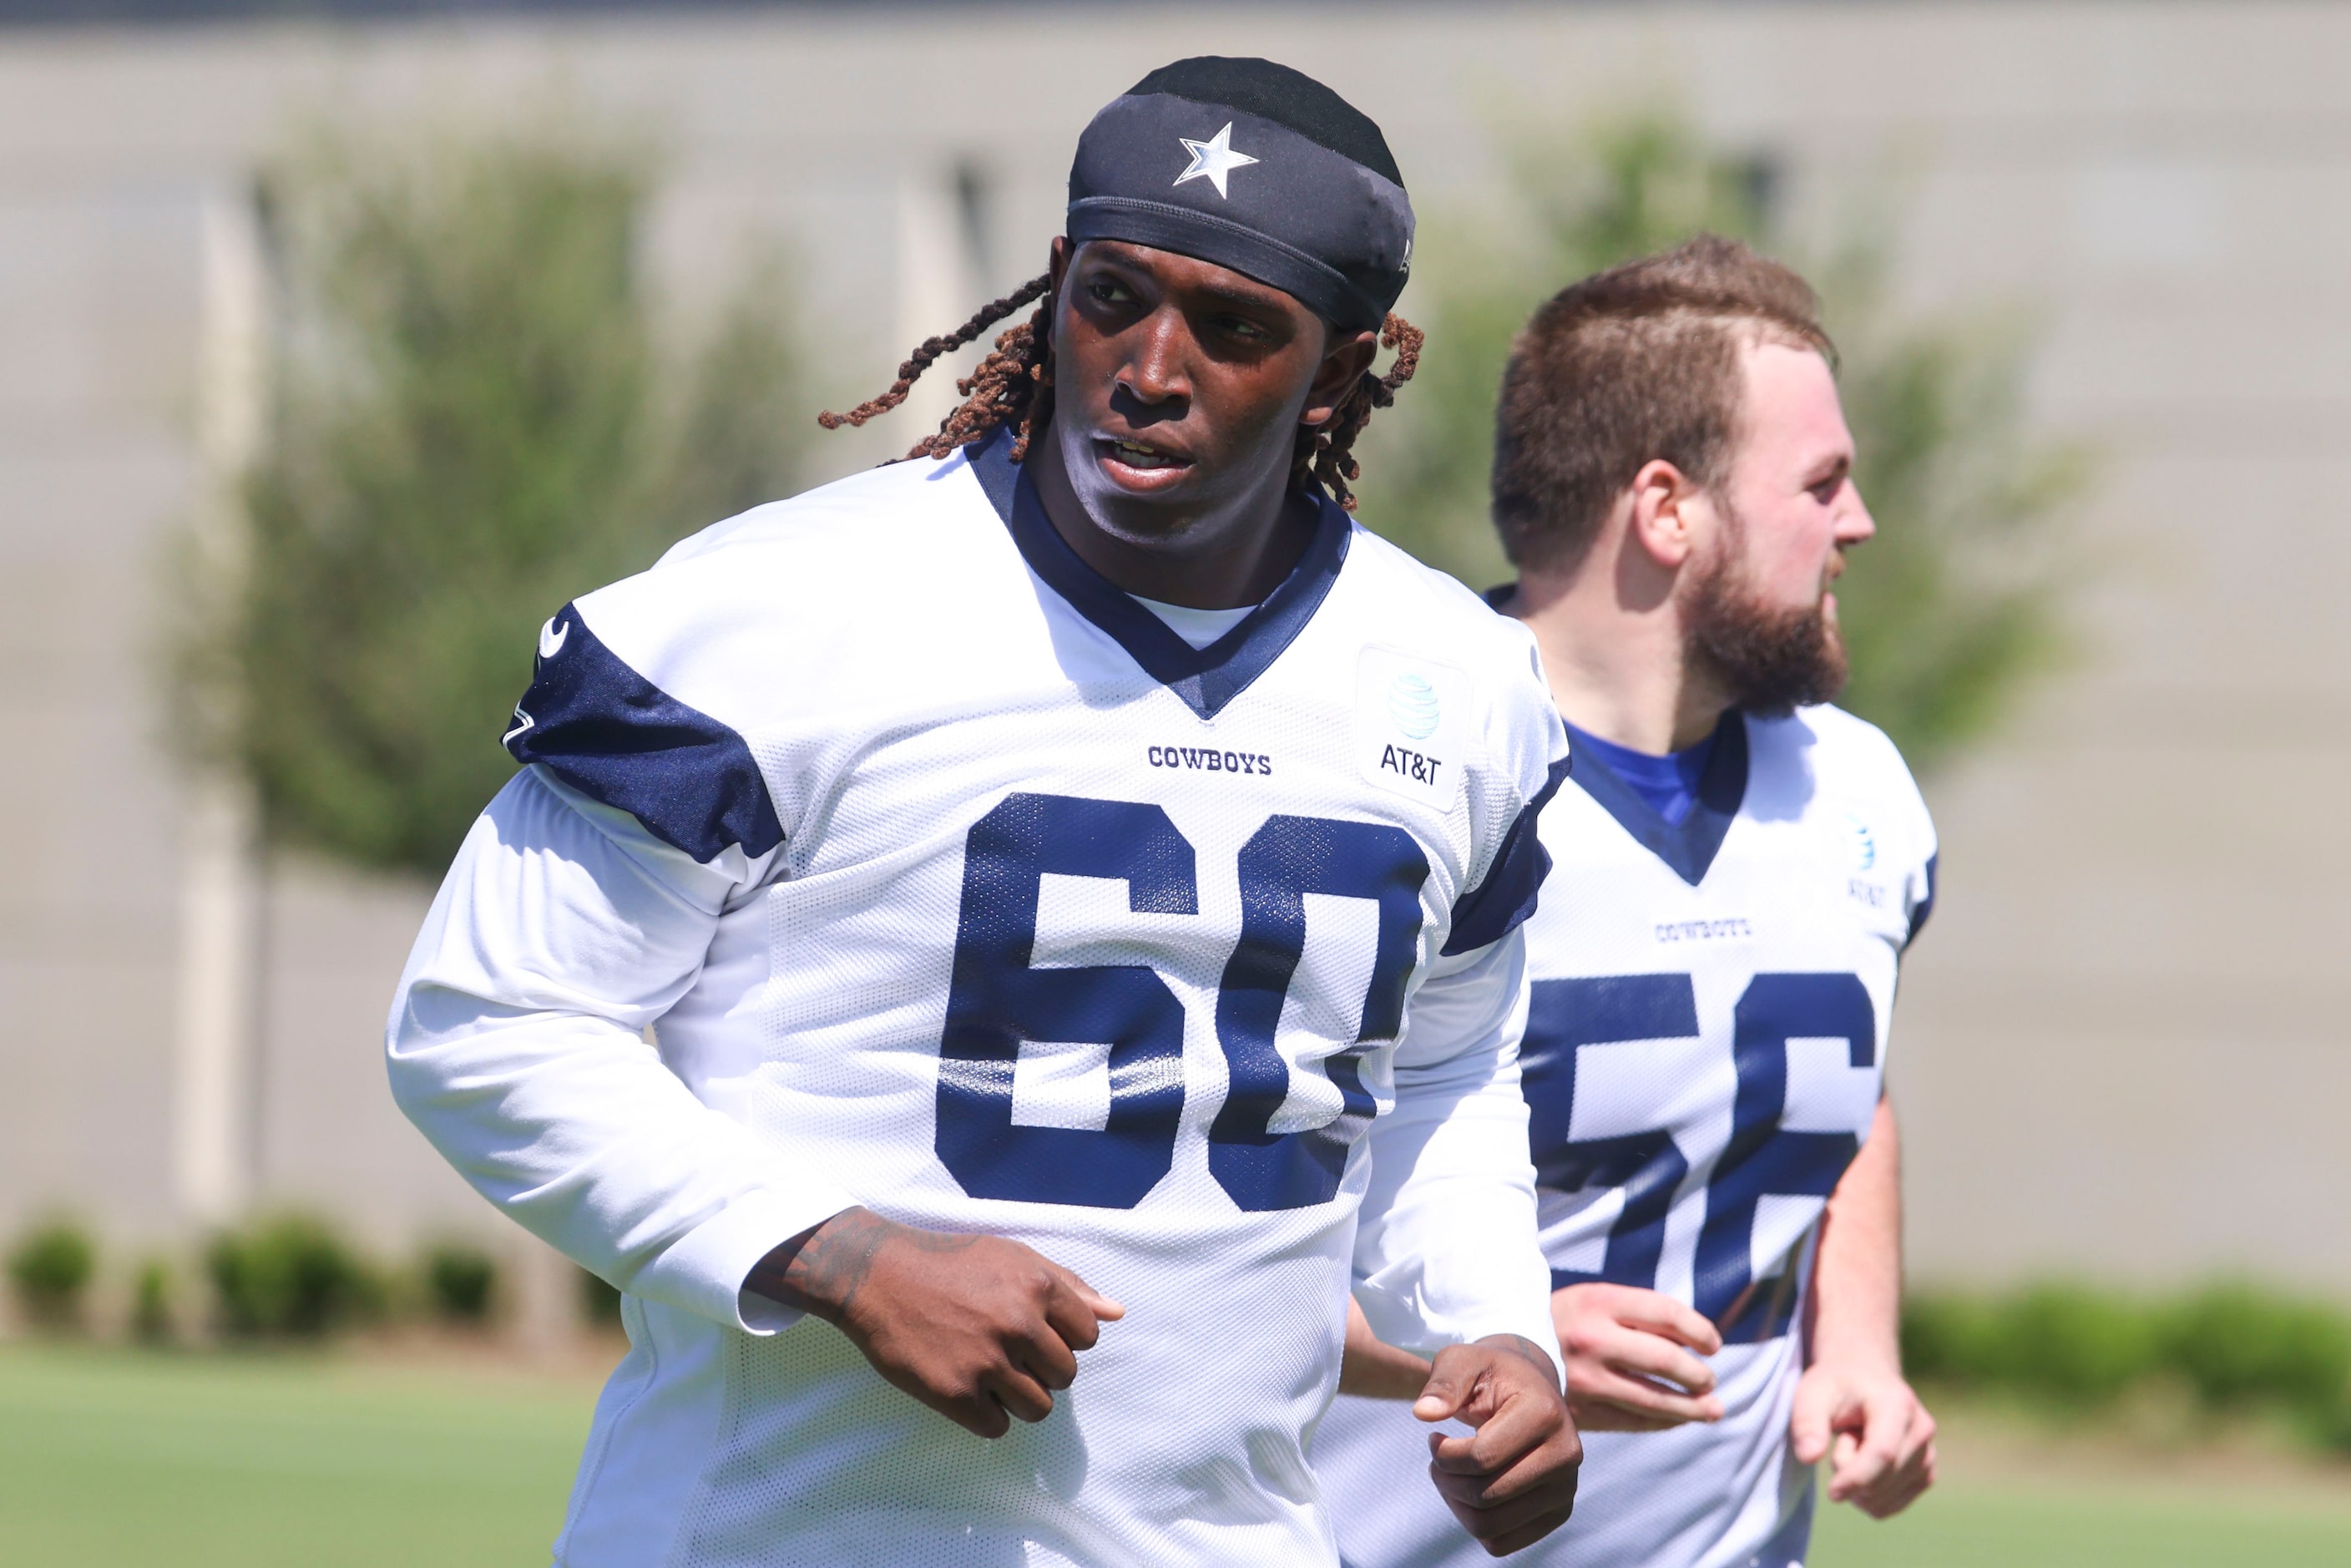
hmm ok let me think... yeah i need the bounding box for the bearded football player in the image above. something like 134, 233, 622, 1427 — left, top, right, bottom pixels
388, 58, 1580, 1567
1317, 235, 1938, 1568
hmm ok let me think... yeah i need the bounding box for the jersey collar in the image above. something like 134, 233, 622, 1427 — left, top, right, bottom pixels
966, 427, 1352, 721
1567, 709, 1749, 886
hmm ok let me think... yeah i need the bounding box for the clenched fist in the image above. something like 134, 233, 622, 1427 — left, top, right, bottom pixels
746, 1207, 1124, 1438
1414, 1336, 1583, 1557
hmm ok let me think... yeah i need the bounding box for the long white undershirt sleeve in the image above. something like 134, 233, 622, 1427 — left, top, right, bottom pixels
1351, 928, 1559, 1380
385, 765, 857, 1334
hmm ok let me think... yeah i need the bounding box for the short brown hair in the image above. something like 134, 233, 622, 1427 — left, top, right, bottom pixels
1489, 234, 1834, 575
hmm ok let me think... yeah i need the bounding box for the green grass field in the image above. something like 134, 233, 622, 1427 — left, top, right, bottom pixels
0, 1343, 594, 1566
1813, 1474, 2351, 1566
5, 1343, 2351, 1565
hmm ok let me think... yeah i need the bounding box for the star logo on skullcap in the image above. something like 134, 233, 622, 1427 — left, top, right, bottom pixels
1174, 122, 1260, 199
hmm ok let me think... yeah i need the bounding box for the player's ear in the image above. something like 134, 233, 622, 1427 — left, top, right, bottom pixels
1626, 458, 1701, 570
1302, 326, 1378, 429
1044, 237, 1073, 348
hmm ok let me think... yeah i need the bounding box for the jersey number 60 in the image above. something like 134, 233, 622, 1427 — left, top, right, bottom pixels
937, 792, 1428, 1213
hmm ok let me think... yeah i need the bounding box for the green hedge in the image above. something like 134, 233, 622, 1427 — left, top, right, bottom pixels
5, 1217, 532, 1342
7, 1217, 97, 1331
208, 1216, 387, 1338
422, 1243, 500, 1326
1904, 1278, 2351, 1439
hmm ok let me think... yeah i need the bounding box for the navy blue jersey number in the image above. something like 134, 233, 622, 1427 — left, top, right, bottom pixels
1695, 973, 1875, 1339
938, 795, 1427, 1211
1208, 817, 1429, 1211
1521, 970, 1877, 1343
1521, 976, 1697, 1293
938, 794, 1196, 1207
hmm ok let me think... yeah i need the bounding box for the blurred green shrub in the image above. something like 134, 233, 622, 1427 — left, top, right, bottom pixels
1356, 108, 2085, 771
208, 1215, 383, 1339
174, 114, 810, 878
2160, 1280, 2351, 1420
580, 1267, 624, 1329
1898, 1287, 2002, 1384
1996, 1282, 2164, 1405
1905, 1279, 2351, 1434
6, 1217, 97, 1331
131, 1257, 176, 1344
422, 1243, 500, 1326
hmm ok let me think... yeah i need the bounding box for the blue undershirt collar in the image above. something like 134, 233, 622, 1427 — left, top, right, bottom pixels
1561, 711, 1749, 887
1564, 723, 1718, 827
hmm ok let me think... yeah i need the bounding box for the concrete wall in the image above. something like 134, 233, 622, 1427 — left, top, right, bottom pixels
1, 2, 2344, 1288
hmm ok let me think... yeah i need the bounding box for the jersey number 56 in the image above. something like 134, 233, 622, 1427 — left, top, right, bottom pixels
1524, 971, 1876, 1343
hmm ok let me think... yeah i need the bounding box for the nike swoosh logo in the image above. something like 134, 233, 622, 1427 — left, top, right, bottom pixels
539, 619, 570, 660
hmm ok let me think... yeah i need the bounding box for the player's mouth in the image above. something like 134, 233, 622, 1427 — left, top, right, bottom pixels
1094, 434, 1196, 492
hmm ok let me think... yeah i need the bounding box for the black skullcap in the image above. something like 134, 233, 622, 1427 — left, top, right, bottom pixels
1066, 56, 1413, 333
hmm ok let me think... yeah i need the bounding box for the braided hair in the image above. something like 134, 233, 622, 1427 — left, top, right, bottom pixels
817, 272, 1059, 463
819, 273, 1422, 513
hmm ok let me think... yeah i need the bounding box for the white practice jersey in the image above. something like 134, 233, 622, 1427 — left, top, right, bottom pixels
387, 429, 1570, 1568
1315, 703, 1935, 1568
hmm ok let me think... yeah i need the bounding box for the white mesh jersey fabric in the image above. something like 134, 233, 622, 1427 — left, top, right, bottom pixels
1315, 705, 1935, 1568
390, 447, 1570, 1568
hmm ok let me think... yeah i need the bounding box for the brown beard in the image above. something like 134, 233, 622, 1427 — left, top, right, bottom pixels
1684, 525, 1848, 716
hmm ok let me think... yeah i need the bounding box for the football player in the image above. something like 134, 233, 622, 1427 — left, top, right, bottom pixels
388, 58, 1580, 1567
1316, 235, 1939, 1567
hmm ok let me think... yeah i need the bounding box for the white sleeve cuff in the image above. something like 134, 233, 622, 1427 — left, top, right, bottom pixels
632, 1184, 859, 1335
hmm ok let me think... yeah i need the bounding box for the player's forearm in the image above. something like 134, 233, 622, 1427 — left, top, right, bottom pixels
1340, 1294, 1435, 1399
389, 770, 853, 1330
745, 1206, 908, 1323
1807, 1094, 1904, 1373
392, 977, 857, 1326
1356, 939, 1557, 1359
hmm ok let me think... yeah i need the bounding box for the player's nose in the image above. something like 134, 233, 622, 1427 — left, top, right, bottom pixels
1117, 307, 1193, 407
1836, 481, 1877, 546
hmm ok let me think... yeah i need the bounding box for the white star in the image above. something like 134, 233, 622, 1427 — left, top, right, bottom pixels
1174, 122, 1260, 199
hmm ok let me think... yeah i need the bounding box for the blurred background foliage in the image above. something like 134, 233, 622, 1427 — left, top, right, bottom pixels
1355, 109, 2088, 771
170, 107, 2086, 888
5, 1217, 95, 1333
1905, 1279, 2351, 1450
17, 1194, 2350, 1460
174, 117, 810, 879
7, 1211, 510, 1343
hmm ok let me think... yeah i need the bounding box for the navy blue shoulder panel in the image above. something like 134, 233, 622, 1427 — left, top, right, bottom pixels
1442, 751, 1573, 956
1567, 710, 1748, 887
967, 428, 1350, 721
1905, 852, 1939, 949
503, 602, 785, 862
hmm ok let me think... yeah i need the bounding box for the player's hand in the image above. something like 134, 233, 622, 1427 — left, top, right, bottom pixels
1789, 1360, 1936, 1518
1414, 1334, 1582, 1556
1553, 1282, 1726, 1431
746, 1206, 1125, 1439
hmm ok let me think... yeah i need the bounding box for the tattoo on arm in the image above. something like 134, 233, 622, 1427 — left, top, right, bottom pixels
1481, 1333, 1562, 1381
746, 1208, 879, 1323
745, 1208, 981, 1324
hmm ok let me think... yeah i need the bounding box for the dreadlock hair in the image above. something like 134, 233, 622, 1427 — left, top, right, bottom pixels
1293, 313, 1421, 513
817, 272, 1059, 463
820, 276, 1423, 513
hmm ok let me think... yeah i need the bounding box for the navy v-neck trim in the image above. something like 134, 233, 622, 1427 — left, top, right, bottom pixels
966, 427, 1351, 721
1565, 711, 1749, 887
